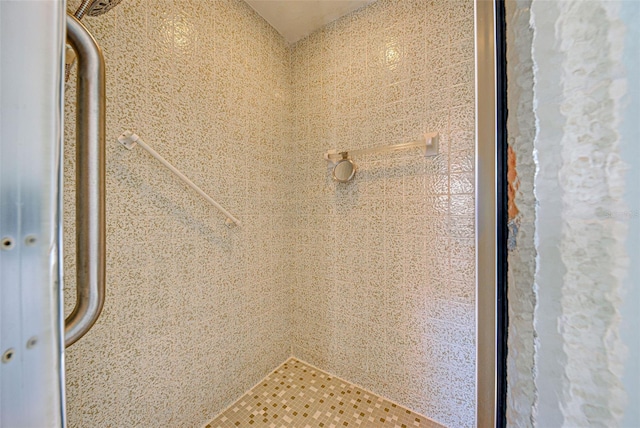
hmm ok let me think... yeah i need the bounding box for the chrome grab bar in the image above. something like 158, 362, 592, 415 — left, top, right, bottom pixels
64, 14, 106, 347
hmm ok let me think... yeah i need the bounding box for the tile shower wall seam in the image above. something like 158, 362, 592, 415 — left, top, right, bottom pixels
286, 357, 444, 425
206, 357, 446, 427
198, 356, 294, 428
64, 0, 291, 426
288, 1, 476, 427
63, 0, 475, 427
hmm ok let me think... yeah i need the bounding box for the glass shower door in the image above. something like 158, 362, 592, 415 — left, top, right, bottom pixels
0, 1, 66, 426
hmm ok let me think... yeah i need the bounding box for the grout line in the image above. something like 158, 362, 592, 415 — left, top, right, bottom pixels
200, 355, 296, 428
203, 356, 448, 428
290, 355, 446, 428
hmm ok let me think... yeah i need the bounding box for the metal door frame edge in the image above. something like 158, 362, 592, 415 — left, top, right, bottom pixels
475, 0, 508, 426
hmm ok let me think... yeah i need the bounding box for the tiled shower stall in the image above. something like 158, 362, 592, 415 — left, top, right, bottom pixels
63, 0, 476, 427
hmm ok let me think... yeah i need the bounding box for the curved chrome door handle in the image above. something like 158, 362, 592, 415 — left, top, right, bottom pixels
64, 14, 106, 347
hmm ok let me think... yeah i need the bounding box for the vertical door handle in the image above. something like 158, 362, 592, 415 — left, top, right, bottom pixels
64, 14, 106, 347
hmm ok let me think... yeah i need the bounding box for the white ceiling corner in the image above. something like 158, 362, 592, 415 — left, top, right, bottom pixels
244, 0, 377, 44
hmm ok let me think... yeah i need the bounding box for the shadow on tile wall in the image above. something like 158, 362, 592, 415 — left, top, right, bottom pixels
288, 1, 476, 426
63, 0, 475, 427
64, 0, 291, 426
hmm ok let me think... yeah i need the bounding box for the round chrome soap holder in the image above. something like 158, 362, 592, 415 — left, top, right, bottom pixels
332, 154, 356, 183
324, 132, 439, 184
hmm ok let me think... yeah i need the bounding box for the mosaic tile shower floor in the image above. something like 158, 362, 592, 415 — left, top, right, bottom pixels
206, 358, 444, 428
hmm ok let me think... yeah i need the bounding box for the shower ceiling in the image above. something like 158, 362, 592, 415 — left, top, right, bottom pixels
244, 0, 377, 44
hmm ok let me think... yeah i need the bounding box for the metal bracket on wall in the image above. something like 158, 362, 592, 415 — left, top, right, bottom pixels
323, 132, 439, 163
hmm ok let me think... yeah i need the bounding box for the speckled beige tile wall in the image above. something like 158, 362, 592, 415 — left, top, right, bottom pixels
63, 0, 291, 426
288, 1, 476, 427
63, 0, 475, 426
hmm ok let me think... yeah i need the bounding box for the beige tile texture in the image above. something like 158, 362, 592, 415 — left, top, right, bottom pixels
206, 358, 445, 428
63, 0, 291, 426
63, 0, 475, 427
288, 1, 476, 427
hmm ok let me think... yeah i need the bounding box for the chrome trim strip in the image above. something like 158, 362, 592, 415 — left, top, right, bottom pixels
475, 0, 498, 426
0, 1, 66, 424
